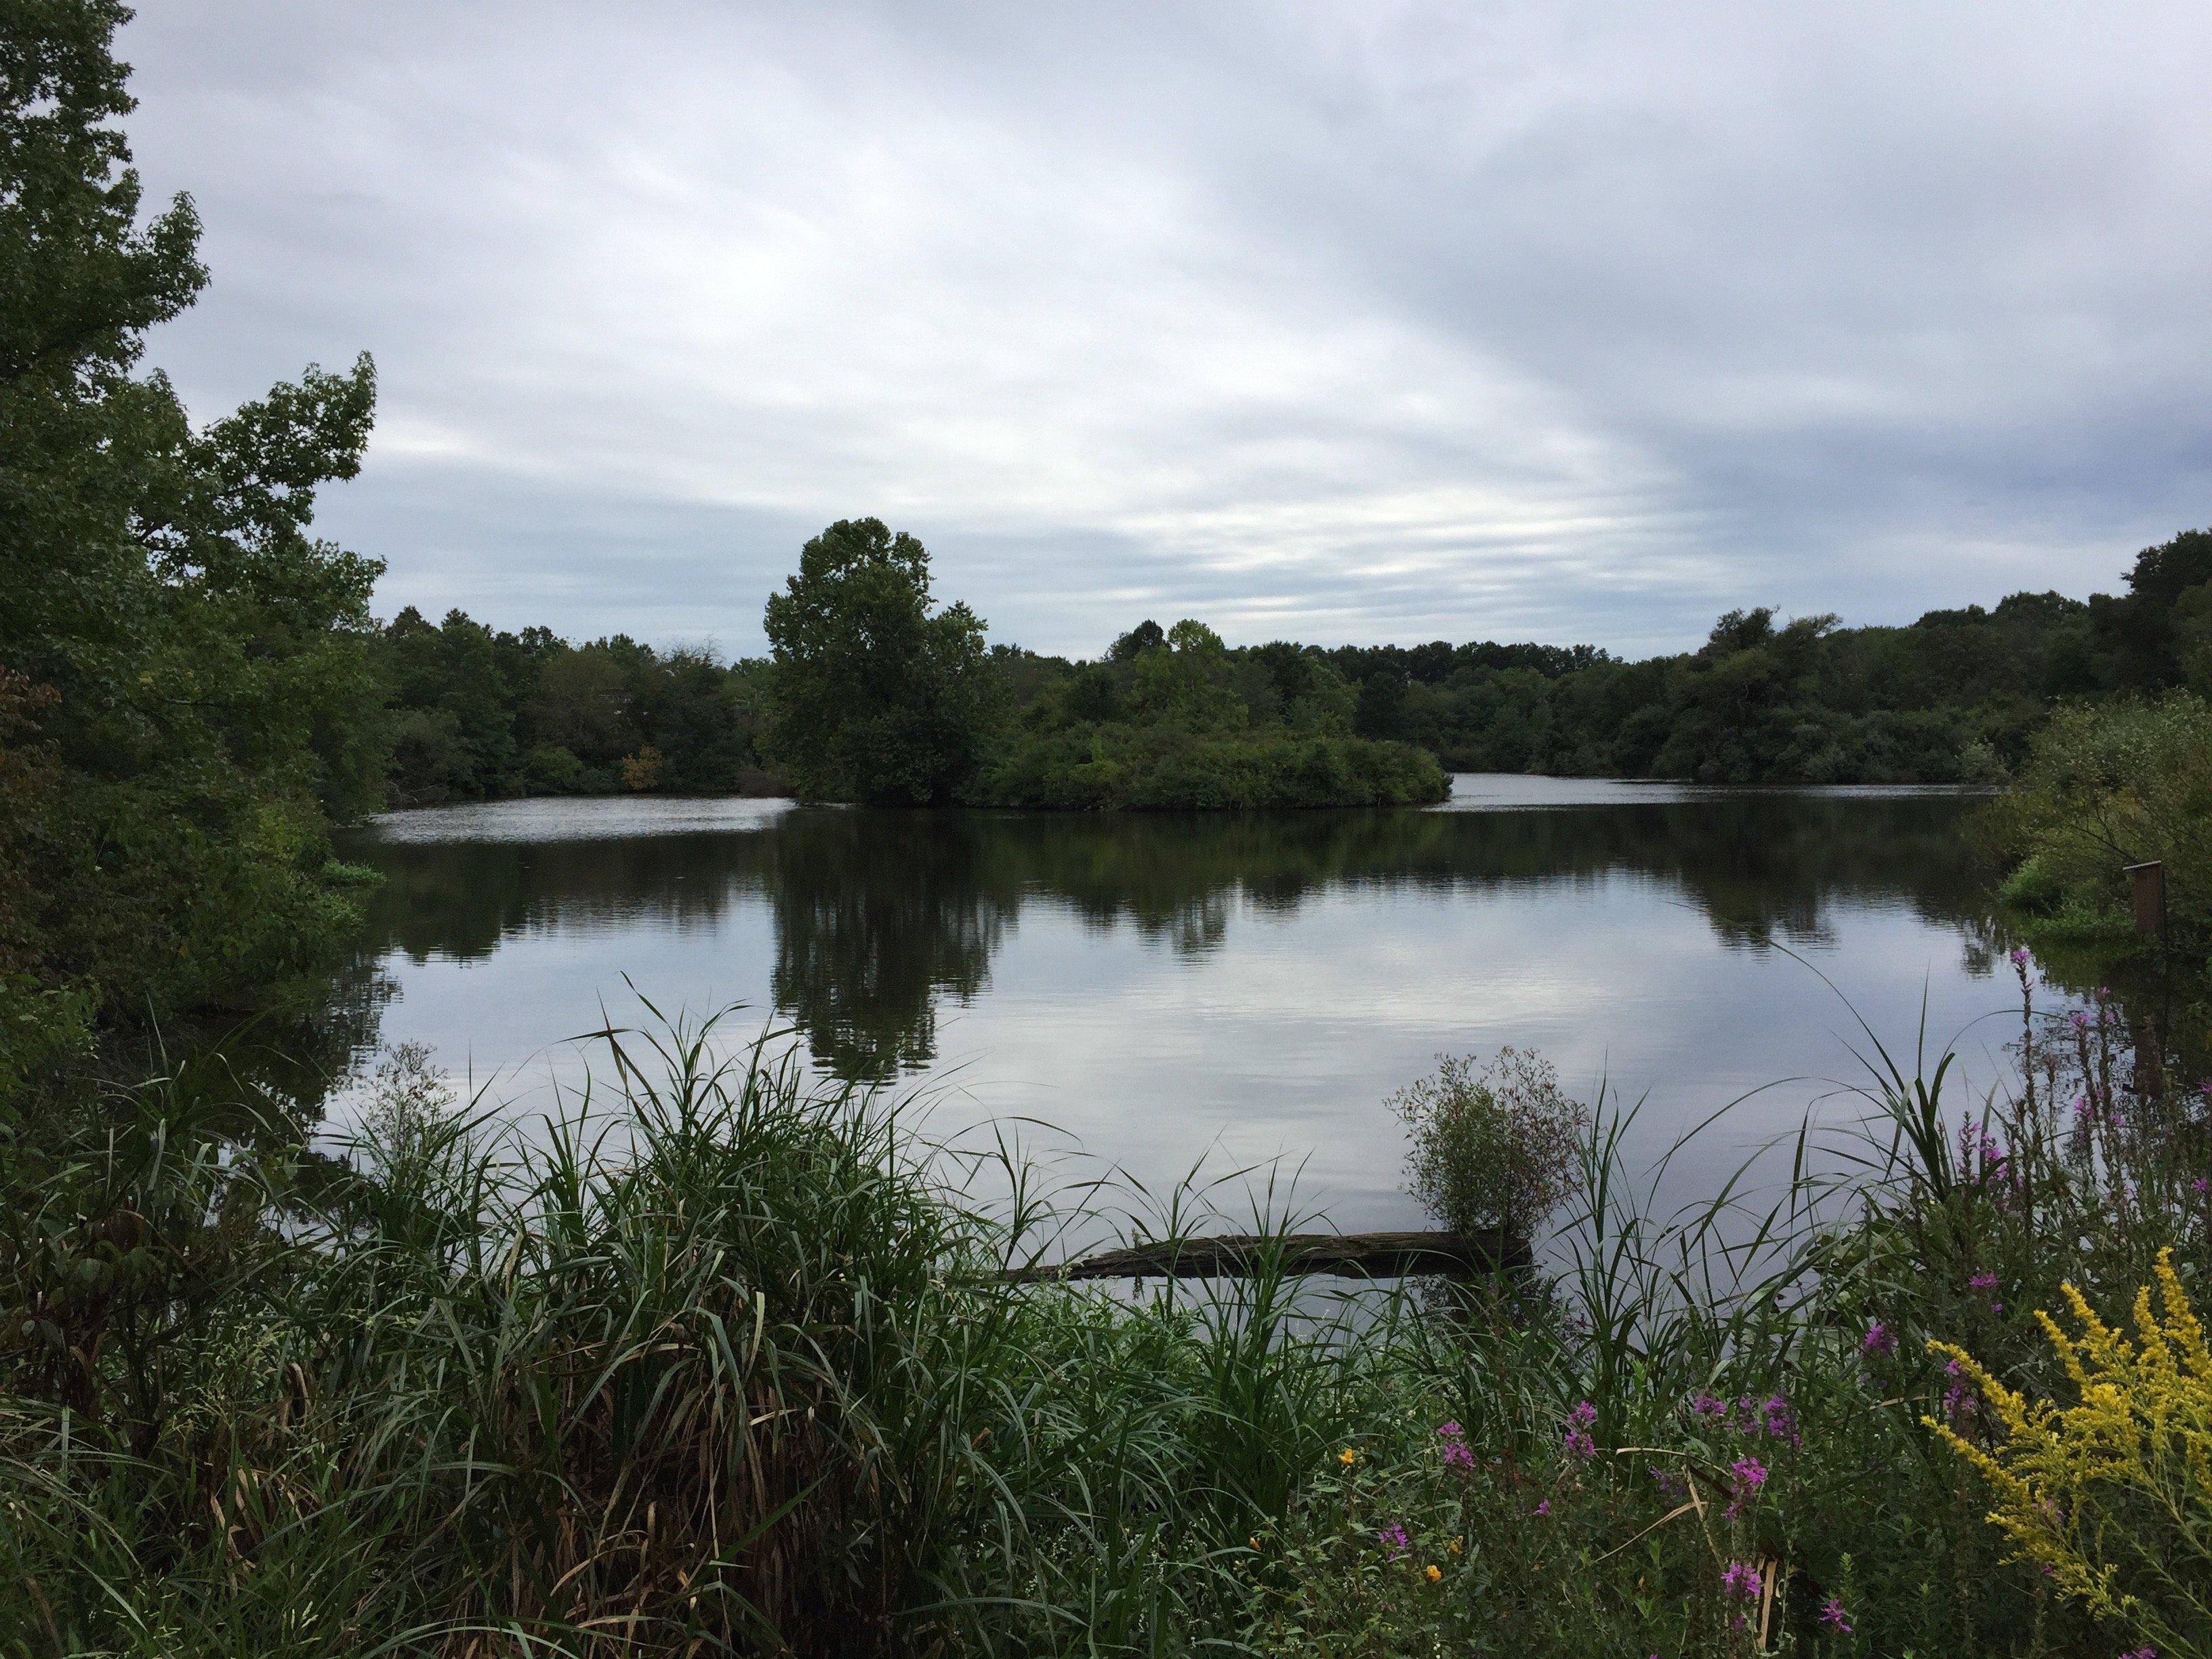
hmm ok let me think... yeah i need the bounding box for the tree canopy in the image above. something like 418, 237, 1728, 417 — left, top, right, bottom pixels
0, 1, 384, 1097
760, 518, 993, 804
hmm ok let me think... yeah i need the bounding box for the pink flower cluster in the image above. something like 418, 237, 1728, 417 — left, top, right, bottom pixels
1958, 1120, 2009, 1186
1723, 1456, 1767, 1519
1437, 1419, 1475, 1472
1943, 1357, 1976, 1424
1563, 1399, 1597, 1460
1689, 1391, 1800, 1448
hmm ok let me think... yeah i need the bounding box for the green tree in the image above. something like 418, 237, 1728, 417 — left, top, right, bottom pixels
523, 639, 634, 770
1130, 619, 1246, 733
1107, 618, 1166, 661
375, 607, 523, 802
760, 519, 991, 804
0, 1, 383, 1094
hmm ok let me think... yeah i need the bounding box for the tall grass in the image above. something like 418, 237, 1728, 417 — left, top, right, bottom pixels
0, 1009, 1414, 1656
3, 972, 2205, 1656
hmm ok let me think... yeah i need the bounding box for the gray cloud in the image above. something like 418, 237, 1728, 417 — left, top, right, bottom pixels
120, 1, 2212, 657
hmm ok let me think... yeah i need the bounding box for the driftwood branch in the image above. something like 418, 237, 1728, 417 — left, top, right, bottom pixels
1004, 1229, 1528, 1284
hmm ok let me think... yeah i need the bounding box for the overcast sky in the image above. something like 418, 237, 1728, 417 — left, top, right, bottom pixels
119, 2, 2212, 658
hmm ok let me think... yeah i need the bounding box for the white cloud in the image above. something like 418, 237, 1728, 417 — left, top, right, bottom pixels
124, 0, 2212, 655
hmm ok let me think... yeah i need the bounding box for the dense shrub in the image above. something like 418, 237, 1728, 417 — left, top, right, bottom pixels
1995, 691, 2212, 957
1391, 1048, 1587, 1235
973, 726, 1448, 810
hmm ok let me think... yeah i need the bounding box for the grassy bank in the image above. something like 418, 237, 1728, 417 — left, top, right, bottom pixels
3, 981, 2207, 1657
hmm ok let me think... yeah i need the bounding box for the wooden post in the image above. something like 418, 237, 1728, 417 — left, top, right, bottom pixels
2125, 861, 2165, 938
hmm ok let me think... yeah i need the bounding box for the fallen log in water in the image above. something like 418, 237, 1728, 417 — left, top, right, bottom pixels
1004, 1229, 1528, 1284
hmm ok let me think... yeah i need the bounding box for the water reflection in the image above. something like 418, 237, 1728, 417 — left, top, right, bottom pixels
343, 787, 1998, 1088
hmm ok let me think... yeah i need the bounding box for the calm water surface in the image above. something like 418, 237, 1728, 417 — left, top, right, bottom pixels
329, 777, 2013, 1227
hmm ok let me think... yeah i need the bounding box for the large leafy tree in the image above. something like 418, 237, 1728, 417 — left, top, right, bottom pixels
0, 1, 384, 1095
761, 519, 991, 804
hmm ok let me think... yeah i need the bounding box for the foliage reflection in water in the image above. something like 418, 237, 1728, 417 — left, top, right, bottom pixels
328, 778, 2007, 1224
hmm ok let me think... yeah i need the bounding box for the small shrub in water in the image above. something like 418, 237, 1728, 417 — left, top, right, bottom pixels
1393, 1048, 1588, 1236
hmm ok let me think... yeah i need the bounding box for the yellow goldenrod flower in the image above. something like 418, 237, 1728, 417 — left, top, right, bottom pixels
1926, 1248, 2212, 1647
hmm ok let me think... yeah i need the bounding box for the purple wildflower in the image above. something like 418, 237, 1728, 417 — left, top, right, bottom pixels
1970, 1271, 1999, 1290
1534, 1498, 1550, 1517
1563, 1399, 1597, 1460
1821, 1596, 1853, 1633
1377, 1522, 1409, 1557
1719, 1560, 1762, 1600
1442, 1439, 1475, 1472
1864, 1320, 1897, 1357
1724, 1456, 1767, 1518
1436, 1420, 1464, 1440
1760, 1394, 1799, 1445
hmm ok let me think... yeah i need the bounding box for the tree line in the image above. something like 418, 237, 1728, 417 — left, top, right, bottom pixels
376, 523, 2212, 806
376, 519, 1448, 811
1322, 544, 2209, 783
376, 609, 773, 804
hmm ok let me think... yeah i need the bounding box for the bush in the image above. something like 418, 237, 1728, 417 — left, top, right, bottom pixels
1995, 692, 2212, 952
520, 741, 590, 794
970, 727, 1448, 811
1391, 1048, 1587, 1236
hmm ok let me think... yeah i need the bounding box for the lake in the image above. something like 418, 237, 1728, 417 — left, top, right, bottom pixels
327, 776, 2015, 1229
